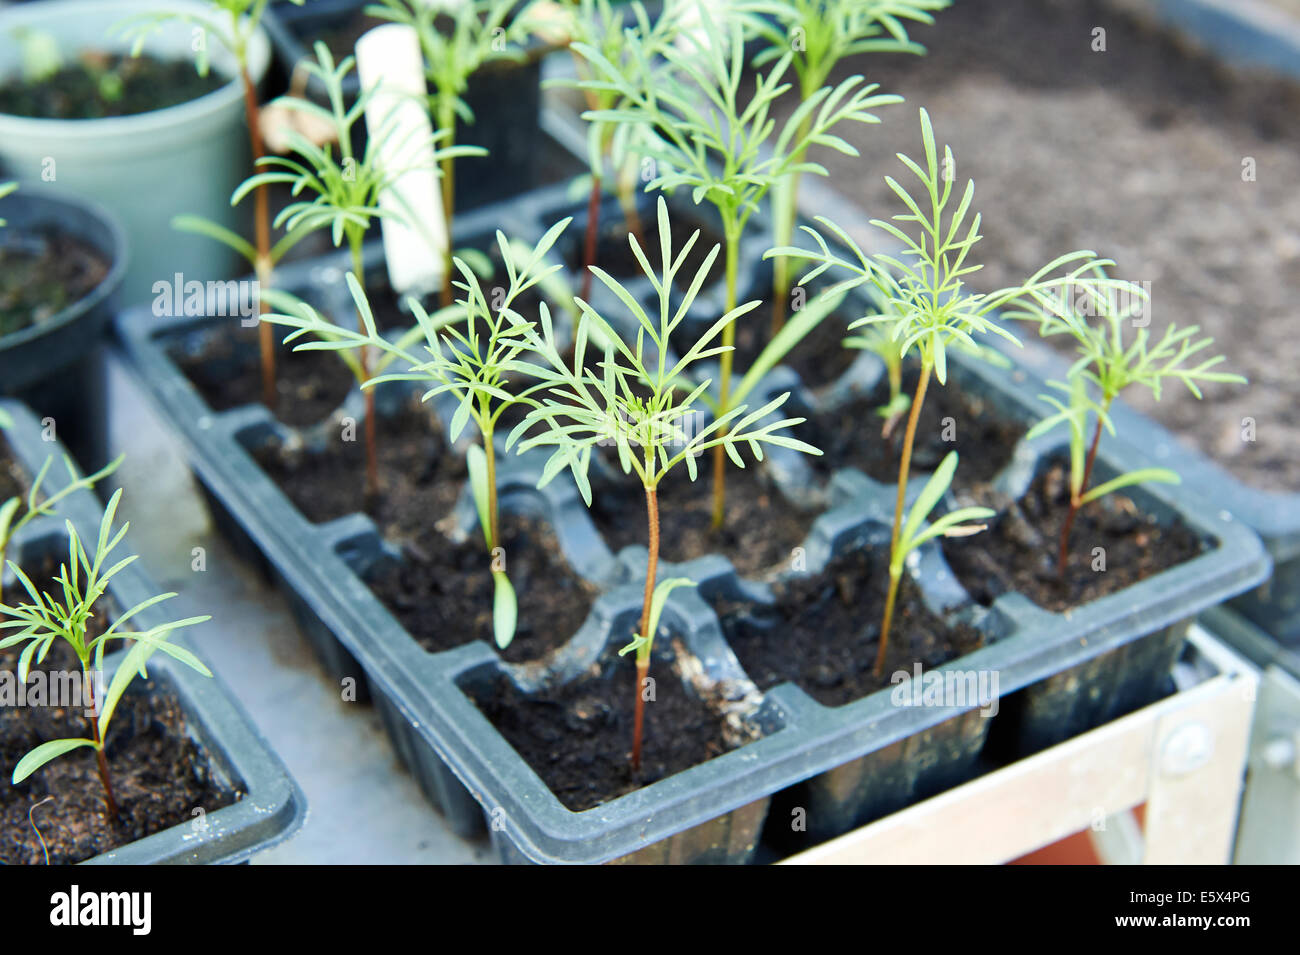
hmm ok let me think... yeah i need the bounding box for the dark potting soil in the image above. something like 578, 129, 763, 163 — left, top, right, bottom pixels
720, 546, 985, 708
0, 441, 27, 504
173, 324, 356, 426
368, 511, 597, 664
469, 650, 739, 812
941, 461, 1206, 613
0, 54, 223, 120
0, 562, 237, 865
779, 0, 1300, 490
0, 230, 109, 337
254, 399, 462, 530
588, 457, 817, 577
797, 368, 1025, 488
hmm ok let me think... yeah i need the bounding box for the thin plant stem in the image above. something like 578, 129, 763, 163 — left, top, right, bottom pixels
770, 112, 812, 337
1057, 399, 1111, 580
240, 62, 276, 408
484, 426, 500, 552
438, 98, 457, 309
349, 234, 378, 498
83, 662, 118, 821
875, 360, 932, 678
632, 482, 659, 774
709, 215, 742, 529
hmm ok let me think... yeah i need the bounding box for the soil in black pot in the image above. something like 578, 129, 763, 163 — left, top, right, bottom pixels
368, 511, 597, 664
0, 561, 238, 865
588, 456, 817, 577
941, 461, 1206, 613
0, 229, 109, 336
719, 546, 985, 708
0, 53, 224, 120
797, 367, 1024, 488
469, 646, 747, 811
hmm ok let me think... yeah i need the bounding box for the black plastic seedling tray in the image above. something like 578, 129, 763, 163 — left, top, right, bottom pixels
0, 400, 305, 864
113, 147, 1270, 860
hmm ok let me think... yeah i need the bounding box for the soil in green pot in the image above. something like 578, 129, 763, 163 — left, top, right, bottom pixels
0, 53, 224, 120
0, 229, 109, 336
0, 557, 239, 865
940, 460, 1205, 613
469, 642, 754, 812
718, 546, 985, 708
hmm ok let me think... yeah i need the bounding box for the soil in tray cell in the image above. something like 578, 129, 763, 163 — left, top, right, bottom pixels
941, 461, 1206, 613
469, 646, 751, 811
719, 545, 985, 708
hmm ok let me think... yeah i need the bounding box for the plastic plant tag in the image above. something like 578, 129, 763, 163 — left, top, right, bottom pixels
355, 24, 446, 299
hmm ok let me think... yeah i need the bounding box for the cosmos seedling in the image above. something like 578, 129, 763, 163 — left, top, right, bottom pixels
264, 220, 575, 649
544, 0, 685, 301
118, 0, 306, 406
770, 107, 1126, 674
576, 9, 899, 527
1019, 265, 1246, 578
510, 197, 819, 772
226, 42, 478, 496
0, 417, 121, 604
369, 0, 524, 305
739, 0, 949, 334
0, 181, 14, 227
1, 491, 211, 820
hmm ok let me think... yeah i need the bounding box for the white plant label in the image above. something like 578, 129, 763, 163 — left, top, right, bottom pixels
677, 0, 731, 55
355, 24, 445, 299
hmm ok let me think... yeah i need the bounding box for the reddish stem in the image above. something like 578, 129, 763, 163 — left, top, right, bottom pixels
239, 64, 276, 409
631, 484, 659, 775
85, 677, 118, 821
1058, 415, 1106, 580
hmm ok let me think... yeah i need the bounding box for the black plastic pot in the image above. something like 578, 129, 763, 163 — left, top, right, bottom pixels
0, 399, 305, 864
113, 155, 1270, 859
263, 0, 558, 211
0, 191, 126, 471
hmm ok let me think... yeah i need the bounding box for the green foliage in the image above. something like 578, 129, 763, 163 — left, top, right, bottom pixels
1021, 263, 1244, 506
618, 577, 694, 667
891, 451, 992, 578
0, 181, 15, 228
368, 0, 524, 127
508, 197, 821, 501
575, 9, 901, 246
1, 491, 211, 785
263, 221, 577, 648
115, 0, 300, 76
0, 449, 122, 586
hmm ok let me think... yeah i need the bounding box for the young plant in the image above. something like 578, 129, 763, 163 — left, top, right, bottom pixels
0, 181, 15, 226
1, 491, 211, 819
769, 108, 1126, 675
576, 9, 900, 527
542, 0, 684, 301
226, 42, 478, 497
1018, 265, 1245, 578
739, 0, 949, 335
369, 0, 524, 306
263, 220, 575, 650
0, 428, 121, 605
118, 0, 306, 407
510, 197, 820, 772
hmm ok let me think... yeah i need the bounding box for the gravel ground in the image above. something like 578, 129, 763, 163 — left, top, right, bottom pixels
778, 0, 1300, 491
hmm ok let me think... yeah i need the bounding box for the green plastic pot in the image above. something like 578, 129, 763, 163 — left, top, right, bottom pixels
0, 0, 271, 304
